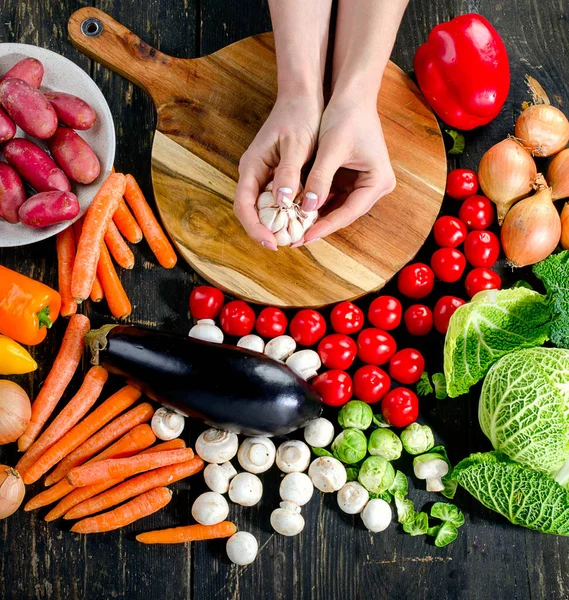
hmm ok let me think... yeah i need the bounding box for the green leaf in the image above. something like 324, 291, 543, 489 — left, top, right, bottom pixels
445, 129, 465, 155
346, 467, 359, 482
511, 280, 533, 290
372, 414, 391, 428
312, 447, 333, 458
395, 497, 416, 524
403, 512, 429, 536
434, 522, 459, 547
432, 373, 448, 400
416, 372, 433, 397
389, 471, 408, 499
427, 525, 442, 537
377, 491, 393, 503
431, 502, 465, 527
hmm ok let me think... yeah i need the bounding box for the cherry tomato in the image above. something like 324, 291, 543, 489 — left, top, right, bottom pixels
465, 268, 502, 298
255, 307, 288, 338
318, 334, 357, 370
220, 300, 255, 336
404, 304, 433, 336
290, 309, 327, 346
446, 169, 479, 200
353, 365, 391, 404
330, 301, 364, 334
433, 216, 468, 248
368, 296, 402, 330
189, 286, 224, 320
311, 370, 353, 407
397, 263, 435, 299
433, 296, 466, 334
382, 388, 419, 427
389, 348, 425, 385
464, 230, 500, 268
459, 195, 495, 230
430, 248, 466, 283
357, 328, 397, 365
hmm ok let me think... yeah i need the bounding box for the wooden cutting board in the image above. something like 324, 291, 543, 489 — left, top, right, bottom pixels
68, 8, 446, 308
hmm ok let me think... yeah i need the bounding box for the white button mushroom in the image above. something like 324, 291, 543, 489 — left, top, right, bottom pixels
226, 532, 258, 566
276, 440, 311, 473
337, 482, 369, 514
413, 454, 450, 492
237, 334, 265, 353
237, 437, 276, 474
151, 407, 185, 441
189, 319, 224, 343
279, 472, 314, 506
308, 456, 347, 493
264, 335, 296, 361
270, 501, 305, 536
303, 418, 335, 448
203, 462, 237, 494
228, 472, 263, 507
285, 350, 321, 380
195, 429, 239, 464
361, 498, 392, 533
191, 492, 229, 525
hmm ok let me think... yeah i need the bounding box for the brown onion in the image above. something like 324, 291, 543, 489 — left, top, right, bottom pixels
561, 203, 569, 250
0, 466, 25, 518
501, 186, 561, 267
478, 139, 537, 225
547, 148, 569, 200
515, 104, 569, 157
0, 380, 31, 445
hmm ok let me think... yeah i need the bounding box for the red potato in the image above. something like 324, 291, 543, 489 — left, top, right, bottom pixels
0, 107, 16, 143
0, 163, 26, 224
0, 58, 44, 88
44, 92, 96, 130
47, 127, 100, 184
19, 191, 79, 228
4, 138, 70, 193
0, 78, 57, 139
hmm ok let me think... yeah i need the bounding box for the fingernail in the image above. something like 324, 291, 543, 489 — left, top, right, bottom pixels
303, 192, 318, 212
305, 238, 321, 246
261, 240, 278, 252
290, 240, 304, 249
277, 187, 293, 206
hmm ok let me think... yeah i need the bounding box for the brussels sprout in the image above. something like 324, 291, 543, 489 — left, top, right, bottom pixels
358, 456, 395, 494
401, 423, 434, 455
332, 429, 367, 464
368, 429, 402, 461
338, 400, 373, 430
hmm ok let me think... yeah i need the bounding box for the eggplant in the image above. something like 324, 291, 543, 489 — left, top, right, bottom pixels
87, 325, 323, 436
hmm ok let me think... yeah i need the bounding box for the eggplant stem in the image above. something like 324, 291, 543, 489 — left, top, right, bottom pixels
85, 325, 119, 365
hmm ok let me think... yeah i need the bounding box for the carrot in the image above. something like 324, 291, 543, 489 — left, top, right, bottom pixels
74, 218, 104, 301
22, 386, 142, 484
113, 199, 143, 244
140, 439, 186, 453
136, 521, 237, 545
44, 401, 153, 485
71, 487, 172, 534
18, 314, 91, 452
97, 242, 132, 319
71, 173, 127, 302
56, 226, 77, 317
67, 448, 194, 488
105, 220, 135, 269
65, 456, 204, 520
24, 423, 155, 512
16, 366, 108, 476
124, 174, 177, 268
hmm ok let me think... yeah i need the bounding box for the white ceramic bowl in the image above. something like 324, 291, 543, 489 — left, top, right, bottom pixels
0, 43, 115, 247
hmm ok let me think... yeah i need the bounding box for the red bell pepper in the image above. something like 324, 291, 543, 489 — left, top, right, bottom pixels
414, 14, 510, 130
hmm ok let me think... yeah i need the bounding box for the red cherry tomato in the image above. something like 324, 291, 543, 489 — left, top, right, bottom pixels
397, 263, 435, 299
353, 365, 391, 404
357, 328, 397, 365
289, 309, 327, 346
464, 230, 500, 268
255, 307, 288, 338
330, 301, 364, 334
389, 348, 425, 385
433, 296, 466, 334
446, 169, 479, 200
381, 388, 419, 427
219, 300, 255, 336
404, 304, 433, 336
433, 216, 468, 248
318, 334, 357, 370
189, 286, 224, 320
465, 268, 502, 298
430, 248, 466, 283
368, 296, 402, 330
311, 370, 353, 407
459, 195, 495, 230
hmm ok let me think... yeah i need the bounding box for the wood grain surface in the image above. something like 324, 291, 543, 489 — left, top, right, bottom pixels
2, 1, 569, 600
68, 7, 446, 308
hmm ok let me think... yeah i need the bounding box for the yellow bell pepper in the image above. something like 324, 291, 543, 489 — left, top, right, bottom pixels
0, 335, 37, 375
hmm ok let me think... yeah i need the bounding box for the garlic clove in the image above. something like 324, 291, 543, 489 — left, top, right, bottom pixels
275, 227, 292, 246
301, 210, 318, 231
288, 213, 305, 244
265, 181, 273, 192
258, 207, 279, 230
257, 191, 275, 210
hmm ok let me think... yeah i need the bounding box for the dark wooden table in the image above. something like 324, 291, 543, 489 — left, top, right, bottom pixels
2, 1, 569, 599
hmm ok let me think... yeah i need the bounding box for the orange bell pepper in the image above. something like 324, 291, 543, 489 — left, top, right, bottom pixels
0, 265, 61, 345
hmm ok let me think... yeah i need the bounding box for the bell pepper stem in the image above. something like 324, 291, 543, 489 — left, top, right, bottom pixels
37, 306, 53, 329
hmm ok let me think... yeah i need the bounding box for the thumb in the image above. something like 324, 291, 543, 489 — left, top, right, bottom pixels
271, 139, 308, 207
301, 142, 346, 212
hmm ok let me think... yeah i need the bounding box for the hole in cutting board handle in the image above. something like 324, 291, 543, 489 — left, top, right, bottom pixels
81, 18, 103, 38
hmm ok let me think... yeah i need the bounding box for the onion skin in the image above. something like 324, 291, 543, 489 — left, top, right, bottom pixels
478, 139, 537, 225
561, 203, 569, 250
515, 104, 569, 157
501, 186, 561, 267
0, 466, 25, 518
548, 148, 569, 200
0, 380, 31, 445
